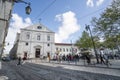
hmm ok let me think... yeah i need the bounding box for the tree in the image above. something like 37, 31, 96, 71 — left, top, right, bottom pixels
91, 0, 120, 51
92, 0, 120, 37
75, 31, 92, 49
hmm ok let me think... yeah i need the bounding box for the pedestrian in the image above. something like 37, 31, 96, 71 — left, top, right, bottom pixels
85, 54, 91, 65
17, 57, 21, 65
62, 54, 65, 61
103, 54, 111, 66
100, 53, 105, 64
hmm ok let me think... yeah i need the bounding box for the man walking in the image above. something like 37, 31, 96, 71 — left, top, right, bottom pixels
17, 57, 21, 65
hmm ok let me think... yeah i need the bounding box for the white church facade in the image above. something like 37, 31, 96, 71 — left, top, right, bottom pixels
10, 24, 79, 59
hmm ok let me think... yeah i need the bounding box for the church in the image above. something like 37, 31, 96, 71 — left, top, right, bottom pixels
9, 23, 79, 59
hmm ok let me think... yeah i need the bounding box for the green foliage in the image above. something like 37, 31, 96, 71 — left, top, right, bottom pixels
100, 36, 116, 49
75, 31, 92, 49
91, 0, 120, 49
91, 0, 120, 38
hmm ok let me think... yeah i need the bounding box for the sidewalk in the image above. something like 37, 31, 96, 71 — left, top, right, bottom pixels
51, 60, 120, 69
27, 59, 120, 70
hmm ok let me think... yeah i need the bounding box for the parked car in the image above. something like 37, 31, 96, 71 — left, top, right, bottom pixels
2, 57, 11, 61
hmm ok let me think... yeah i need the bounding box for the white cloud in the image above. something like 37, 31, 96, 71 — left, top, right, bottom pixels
10, 14, 32, 32
55, 14, 62, 22
86, 0, 104, 7
86, 0, 94, 7
5, 13, 32, 53
96, 0, 104, 6
55, 11, 80, 43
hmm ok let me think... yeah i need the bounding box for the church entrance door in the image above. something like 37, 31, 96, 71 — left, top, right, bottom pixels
35, 48, 40, 58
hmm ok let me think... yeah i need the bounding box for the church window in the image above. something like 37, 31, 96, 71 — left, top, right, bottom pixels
26, 33, 30, 39
47, 43, 50, 47
47, 35, 50, 41
37, 26, 42, 29
37, 35, 41, 40
26, 42, 28, 46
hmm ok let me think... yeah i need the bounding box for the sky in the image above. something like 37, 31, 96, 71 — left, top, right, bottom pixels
5, 0, 113, 53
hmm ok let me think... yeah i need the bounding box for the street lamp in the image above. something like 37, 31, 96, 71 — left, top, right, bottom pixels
14, 0, 32, 15
85, 24, 99, 63
25, 5, 31, 15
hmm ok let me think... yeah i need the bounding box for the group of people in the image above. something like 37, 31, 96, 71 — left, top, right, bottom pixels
53, 52, 112, 66
53, 54, 80, 62
16, 52, 113, 66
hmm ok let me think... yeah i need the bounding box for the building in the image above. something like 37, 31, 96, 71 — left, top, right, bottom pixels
13, 24, 55, 59
55, 43, 78, 55
10, 23, 79, 59
9, 33, 20, 59
0, 0, 14, 59
0, 0, 31, 59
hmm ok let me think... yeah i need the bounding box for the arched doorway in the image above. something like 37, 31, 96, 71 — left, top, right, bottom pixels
34, 45, 41, 58
35, 48, 40, 58
23, 52, 27, 60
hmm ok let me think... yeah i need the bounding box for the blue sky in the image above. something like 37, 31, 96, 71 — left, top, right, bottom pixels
5, 0, 113, 53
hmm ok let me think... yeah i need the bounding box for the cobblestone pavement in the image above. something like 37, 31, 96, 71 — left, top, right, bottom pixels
0, 61, 120, 80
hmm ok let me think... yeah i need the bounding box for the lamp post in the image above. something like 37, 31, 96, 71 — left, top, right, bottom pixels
85, 25, 99, 63
115, 35, 120, 52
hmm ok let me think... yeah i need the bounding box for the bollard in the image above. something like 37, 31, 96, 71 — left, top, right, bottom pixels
0, 61, 1, 69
